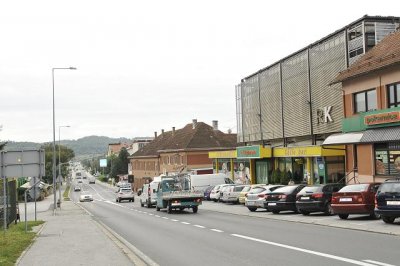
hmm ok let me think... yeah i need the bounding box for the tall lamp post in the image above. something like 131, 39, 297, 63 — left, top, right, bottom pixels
52, 67, 76, 213
58, 125, 70, 208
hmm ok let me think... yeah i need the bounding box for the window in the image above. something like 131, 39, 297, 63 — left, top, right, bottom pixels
348, 25, 362, 40
375, 142, 400, 176
349, 47, 364, 58
354, 89, 377, 113
387, 82, 400, 108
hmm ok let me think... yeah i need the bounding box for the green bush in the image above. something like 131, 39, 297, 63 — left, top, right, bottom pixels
271, 169, 281, 184
280, 171, 290, 185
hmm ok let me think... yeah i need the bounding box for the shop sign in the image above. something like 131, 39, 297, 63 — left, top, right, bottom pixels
316, 106, 333, 124
364, 111, 400, 126
237, 146, 260, 158
208, 150, 237, 159
273, 146, 345, 157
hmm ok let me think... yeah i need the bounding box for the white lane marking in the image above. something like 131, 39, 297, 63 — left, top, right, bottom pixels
363, 260, 396, 266
171, 219, 179, 222
162, 217, 169, 220
181, 222, 190, 225
148, 213, 154, 216
87, 184, 107, 201
210, 229, 224, 233
193, 225, 205, 228
155, 215, 160, 218
142, 212, 148, 214
231, 234, 377, 266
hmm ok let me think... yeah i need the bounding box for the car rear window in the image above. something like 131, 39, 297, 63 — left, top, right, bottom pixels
234, 186, 245, 192
242, 186, 251, 192
339, 184, 369, 192
121, 189, 132, 192
298, 186, 322, 194
273, 185, 299, 193
378, 183, 400, 193
249, 187, 265, 194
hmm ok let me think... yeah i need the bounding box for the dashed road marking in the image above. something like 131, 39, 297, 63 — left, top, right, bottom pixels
148, 213, 154, 216
181, 222, 190, 225
363, 260, 396, 266
210, 229, 223, 233
162, 217, 169, 220
171, 219, 179, 222
193, 225, 205, 228
155, 215, 160, 218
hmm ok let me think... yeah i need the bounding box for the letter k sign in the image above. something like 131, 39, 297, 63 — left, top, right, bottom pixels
324, 106, 333, 123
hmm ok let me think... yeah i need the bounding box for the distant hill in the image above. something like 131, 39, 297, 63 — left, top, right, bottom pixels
2, 136, 132, 159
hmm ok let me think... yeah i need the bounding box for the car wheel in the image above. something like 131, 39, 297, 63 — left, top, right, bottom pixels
338, 214, 349, 220
140, 200, 144, 207
300, 210, 310, 216
247, 207, 257, 212
272, 210, 280, 214
167, 204, 172, 214
116, 199, 118, 202
146, 199, 151, 208
324, 203, 334, 215
382, 216, 395, 224
370, 213, 380, 220
212, 199, 217, 202
192, 206, 198, 213
156, 206, 160, 211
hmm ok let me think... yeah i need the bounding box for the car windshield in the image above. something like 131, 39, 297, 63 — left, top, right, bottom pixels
234, 186, 245, 192
378, 183, 400, 193
339, 184, 369, 192
121, 189, 131, 193
298, 186, 322, 194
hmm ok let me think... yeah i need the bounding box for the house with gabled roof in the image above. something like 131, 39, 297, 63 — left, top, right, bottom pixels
129, 119, 237, 190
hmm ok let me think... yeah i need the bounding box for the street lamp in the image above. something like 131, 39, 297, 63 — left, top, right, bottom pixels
58, 125, 70, 208
52, 67, 76, 213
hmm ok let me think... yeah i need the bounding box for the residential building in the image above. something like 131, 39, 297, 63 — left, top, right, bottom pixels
325, 29, 400, 183
233, 15, 399, 185
129, 120, 237, 190
127, 137, 153, 156
107, 142, 130, 157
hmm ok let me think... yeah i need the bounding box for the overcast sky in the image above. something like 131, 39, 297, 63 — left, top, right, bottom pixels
0, 0, 398, 143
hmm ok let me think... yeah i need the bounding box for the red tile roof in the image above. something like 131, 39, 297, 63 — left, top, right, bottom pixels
333, 29, 400, 83
131, 122, 237, 158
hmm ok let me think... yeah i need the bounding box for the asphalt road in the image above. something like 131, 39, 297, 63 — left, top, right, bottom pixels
70, 178, 399, 266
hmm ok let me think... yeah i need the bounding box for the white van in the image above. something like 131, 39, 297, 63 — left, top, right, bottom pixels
189, 173, 234, 192
138, 181, 159, 208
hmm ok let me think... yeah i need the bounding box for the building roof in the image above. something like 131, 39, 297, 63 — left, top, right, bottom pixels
333, 29, 400, 84
130, 122, 237, 158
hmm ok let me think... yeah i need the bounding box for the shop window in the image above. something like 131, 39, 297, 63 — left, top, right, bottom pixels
375, 142, 400, 176
233, 160, 250, 184
387, 82, 400, 108
354, 89, 377, 113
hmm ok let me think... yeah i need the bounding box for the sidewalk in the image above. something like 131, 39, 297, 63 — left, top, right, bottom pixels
17, 198, 140, 265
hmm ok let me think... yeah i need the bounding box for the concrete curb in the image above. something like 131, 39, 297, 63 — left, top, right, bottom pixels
15, 222, 47, 266
75, 201, 159, 266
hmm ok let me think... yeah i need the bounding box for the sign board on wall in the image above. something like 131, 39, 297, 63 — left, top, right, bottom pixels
364, 111, 400, 126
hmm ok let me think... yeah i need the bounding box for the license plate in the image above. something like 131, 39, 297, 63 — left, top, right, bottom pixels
387, 201, 400, 206
301, 196, 310, 200
339, 198, 352, 202
247, 201, 254, 206
171, 203, 181, 206
268, 202, 277, 206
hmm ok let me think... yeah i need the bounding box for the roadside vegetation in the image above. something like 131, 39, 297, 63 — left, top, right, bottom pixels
63, 184, 71, 200
0, 220, 44, 266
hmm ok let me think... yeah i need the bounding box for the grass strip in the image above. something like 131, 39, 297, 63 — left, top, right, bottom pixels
63, 184, 70, 200
0, 220, 44, 266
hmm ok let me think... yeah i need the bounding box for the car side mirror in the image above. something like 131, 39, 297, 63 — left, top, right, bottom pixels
137, 190, 142, 196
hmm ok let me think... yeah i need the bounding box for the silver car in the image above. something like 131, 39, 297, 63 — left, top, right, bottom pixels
116, 187, 135, 203
221, 185, 245, 203
245, 185, 283, 212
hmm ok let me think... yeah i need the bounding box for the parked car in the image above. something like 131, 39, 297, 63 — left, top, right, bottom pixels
221, 185, 245, 203
296, 183, 344, 215
238, 185, 252, 204
138, 181, 159, 207
219, 185, 235, 202
203, 185, 215, 201
116, 187, 135, 203
245, 185, 284, 212
264, 184, 306, 214
210, 184, 232, 202
74, 186, 81, 192
79, 191, 93, 202
331, 183, 381, 219
375, 178, 400, 224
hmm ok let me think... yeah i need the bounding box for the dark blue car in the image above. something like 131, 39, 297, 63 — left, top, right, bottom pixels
203, 185, 214, 200
375, 179, 400, 224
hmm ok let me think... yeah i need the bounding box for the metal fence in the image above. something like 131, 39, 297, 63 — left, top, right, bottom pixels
1, 179, 17, 229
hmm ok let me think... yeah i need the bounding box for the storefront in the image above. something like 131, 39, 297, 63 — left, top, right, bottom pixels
273, 146, 346, 184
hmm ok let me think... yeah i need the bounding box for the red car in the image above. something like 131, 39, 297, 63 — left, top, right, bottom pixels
331, 183, 381, 219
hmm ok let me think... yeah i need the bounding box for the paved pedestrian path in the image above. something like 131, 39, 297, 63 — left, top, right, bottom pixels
17, 198, 139, 266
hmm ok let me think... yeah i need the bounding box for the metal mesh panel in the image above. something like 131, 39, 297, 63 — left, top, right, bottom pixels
241, 76, 260, 142
260, 64, 283, 140
235, 84, 244, 143
282, 51, 310, 138
0, 179, 17, 228
310, 32, 347, 135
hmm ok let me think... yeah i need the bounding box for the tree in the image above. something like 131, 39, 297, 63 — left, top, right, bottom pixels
42, 143, 75, 184
109, 148, 129, 182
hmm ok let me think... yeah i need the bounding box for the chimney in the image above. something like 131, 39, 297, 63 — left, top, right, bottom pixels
192, 119, 197, 129
212, 120, 218, 131
172, 127, 175, 135
228, 128, 232, 134
161, 129, 164, 135
154, 131, 158, 138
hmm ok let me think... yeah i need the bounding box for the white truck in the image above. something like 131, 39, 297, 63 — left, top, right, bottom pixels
189, 173, 234, 192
